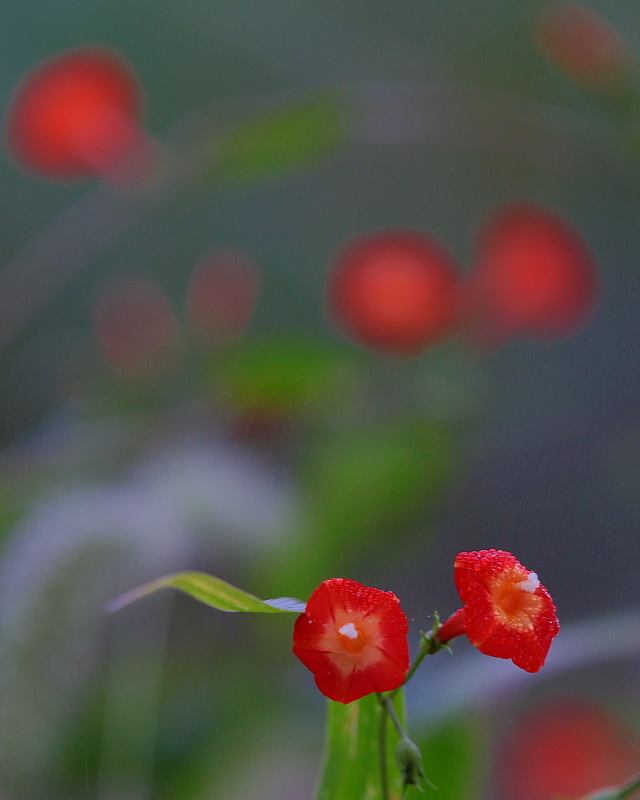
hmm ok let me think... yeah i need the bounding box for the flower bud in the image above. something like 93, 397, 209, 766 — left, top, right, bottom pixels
537, 3, 630, 92
396, 736, 427, 791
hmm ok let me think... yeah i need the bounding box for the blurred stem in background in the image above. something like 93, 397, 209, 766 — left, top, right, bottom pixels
99, 595, 172, 800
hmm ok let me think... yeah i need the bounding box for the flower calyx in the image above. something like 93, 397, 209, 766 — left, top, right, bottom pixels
396, 735, 431, 794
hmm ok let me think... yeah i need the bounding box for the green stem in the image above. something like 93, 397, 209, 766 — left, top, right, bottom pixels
376, 620, 448, 797
376, 693, 390, 800
390, 647, 428, 700
383, 694, 431, 794
390, 624, 446, 701
383, 695, 408, 740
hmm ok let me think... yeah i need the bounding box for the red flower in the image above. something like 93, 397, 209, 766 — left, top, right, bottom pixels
536, 3, 629, 91
499, 700, 640, 800
93, 277, 181, 383
5, 47, 154, 186
437, 550, 559, 673
326, 231, 462, 356
467, 202, 600, 345
292, 578, 410, 704
186, 249, 261, 347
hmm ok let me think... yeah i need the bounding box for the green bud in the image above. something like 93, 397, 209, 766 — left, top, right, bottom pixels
396, 736, 428, 792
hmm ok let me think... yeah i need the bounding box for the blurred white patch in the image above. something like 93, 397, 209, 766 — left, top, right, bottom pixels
0, 417, 298, 787
131, 437, 296, 546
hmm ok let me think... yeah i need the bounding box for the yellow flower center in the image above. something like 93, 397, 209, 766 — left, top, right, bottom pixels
338, 621, 366, 654
316, 613, 385, 673
490, 567, 543, 630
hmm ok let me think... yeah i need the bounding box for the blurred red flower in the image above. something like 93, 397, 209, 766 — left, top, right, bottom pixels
5, 46, 154, 185
537, 2, 630, 91
326, 231, 462, 356
293, 578, 410, 703
437, 550, 559, 672
185, 249, 260, 346
499, 700, 640, 800
94, 276, 181, 383
467, 202, 600, 346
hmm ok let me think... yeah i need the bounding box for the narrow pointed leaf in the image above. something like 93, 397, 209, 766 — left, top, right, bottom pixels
106, 571, 303, 614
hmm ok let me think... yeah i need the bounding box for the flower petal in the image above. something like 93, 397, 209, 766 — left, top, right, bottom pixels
292, 578, 410, 703
453, 550, 559, 672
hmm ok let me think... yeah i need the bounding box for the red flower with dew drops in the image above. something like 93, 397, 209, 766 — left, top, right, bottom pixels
437, 550, 559, 673
293, 578, 410, 704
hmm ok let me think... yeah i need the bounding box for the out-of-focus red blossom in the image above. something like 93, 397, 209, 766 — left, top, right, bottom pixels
499, 700, 640, 800
537, 2, 630, 91
467, 202, 600, 347
292, 578, 410, 704
437, 550, 559, 672
326, 231, 463, 356
94, 277, 181, 384
186, 250, 261, 346
5, 46, 156, 185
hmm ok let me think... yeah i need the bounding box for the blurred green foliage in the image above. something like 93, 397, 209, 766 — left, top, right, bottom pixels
203, 93, 348, 185
418, 716, 485, 800
208, 336, 357, 417
304, 420, 453, 542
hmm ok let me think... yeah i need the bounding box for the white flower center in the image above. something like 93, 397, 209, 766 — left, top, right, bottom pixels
338, 622, 359, 639
518, 572, 540, 593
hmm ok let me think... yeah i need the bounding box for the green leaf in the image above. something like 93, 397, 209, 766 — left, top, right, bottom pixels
315, 691, 407, 800
105, 572, 304, 615
305, 421, 454, 543
417, 716, 484, 800
205, 93, 348, 185
210, 337, 357, 417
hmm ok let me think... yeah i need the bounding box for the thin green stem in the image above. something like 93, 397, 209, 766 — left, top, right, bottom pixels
376, 693, 390, 800
390, 646, 428, 700
390, 623, 447, 701
376, 618, 448, 796
383, 695, 407, 740
384, 694, 431, 794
